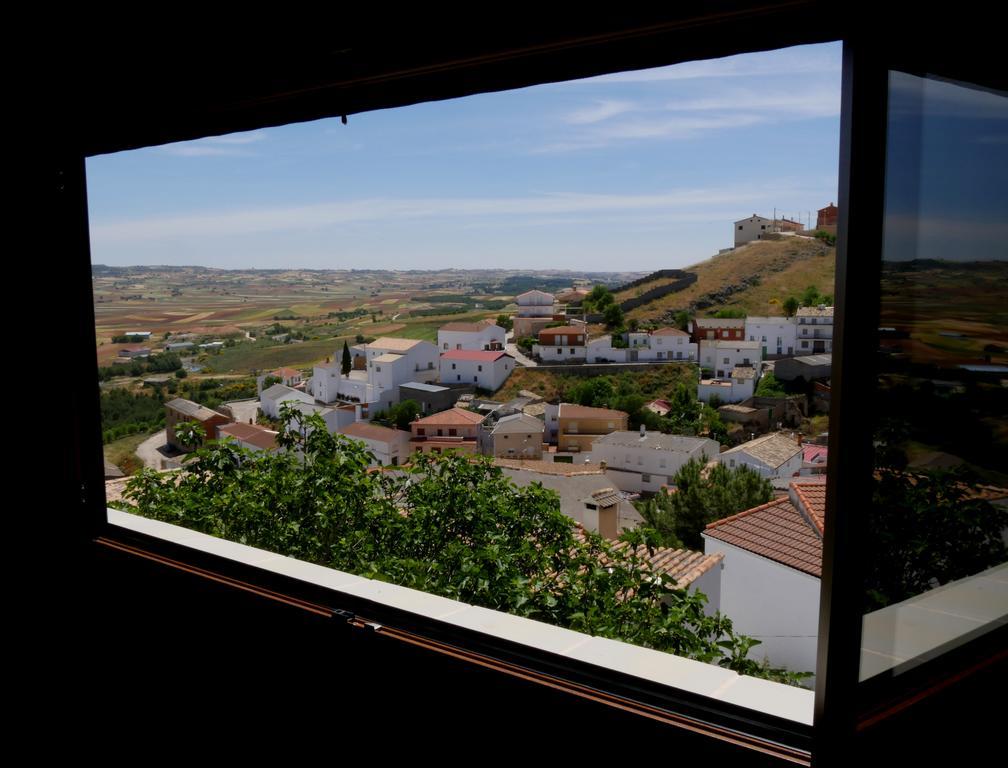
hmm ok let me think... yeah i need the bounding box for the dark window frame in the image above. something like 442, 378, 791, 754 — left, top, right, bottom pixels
60, 12, 1007, 766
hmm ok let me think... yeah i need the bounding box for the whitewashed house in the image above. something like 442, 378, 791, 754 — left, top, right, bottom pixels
260, 383, 315, 420
698, 367, 757, 404
533, 325, 586, 362
512, 290, 559, 338
337, 421, 412, 466
698, 339, 762, 378
591, 429, 720, 494
437, 320, 506, 352
439, 349, 514, 393
256, 366, 304, 395
586, 327, 697, 363
734, 214, 773, 247
720, 432, 803, 479
796, 306, 834, 354
744, 317, 797, 358
313, 337, 438, 411
703, 479, 826, 679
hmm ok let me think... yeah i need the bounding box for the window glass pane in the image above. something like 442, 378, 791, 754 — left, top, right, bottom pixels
861, 72, 1008, 682
89, 42, 841, 707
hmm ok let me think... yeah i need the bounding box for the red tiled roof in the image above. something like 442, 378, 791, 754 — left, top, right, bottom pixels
440, 349, 511, 361
272, 366, 301, 379
573, 528, 723, 588
538, 326, 586, 337
413, 407, 485, 426
704, 495, 823, 577
217, 422, 279, 450
791, 478, 827, 534
341, 421, 409, 445
803, 444, 828, 465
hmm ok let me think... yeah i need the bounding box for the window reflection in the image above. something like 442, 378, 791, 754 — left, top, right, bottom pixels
861, 72, 1008, 681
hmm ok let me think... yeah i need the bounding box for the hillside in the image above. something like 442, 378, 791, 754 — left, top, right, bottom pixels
616, 236, 835, 322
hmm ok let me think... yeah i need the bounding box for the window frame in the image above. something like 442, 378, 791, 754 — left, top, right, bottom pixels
62, 13, 1007, 766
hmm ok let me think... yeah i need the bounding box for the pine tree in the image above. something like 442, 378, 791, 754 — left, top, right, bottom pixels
341, 340, 352, 377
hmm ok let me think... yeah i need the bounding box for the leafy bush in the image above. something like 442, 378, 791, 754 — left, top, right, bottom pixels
118, 404, 807, 685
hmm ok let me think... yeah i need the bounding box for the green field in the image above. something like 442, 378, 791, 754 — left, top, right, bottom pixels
205, 337, 349, 373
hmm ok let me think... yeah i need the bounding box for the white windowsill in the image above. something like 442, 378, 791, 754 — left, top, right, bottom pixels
107, 507, 814, 725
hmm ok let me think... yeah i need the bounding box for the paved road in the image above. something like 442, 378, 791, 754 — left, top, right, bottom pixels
505, 331, 537, 367
136, 430, 174, 470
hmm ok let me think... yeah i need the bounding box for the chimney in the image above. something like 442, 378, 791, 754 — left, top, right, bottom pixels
354, 404, 362, 422
640, 424, 646, 438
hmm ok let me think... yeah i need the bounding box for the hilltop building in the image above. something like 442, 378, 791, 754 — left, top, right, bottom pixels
313, 337, 438, 411
511, 290, 564, 338
817, 202, 839, 234
734, 214, 773, 246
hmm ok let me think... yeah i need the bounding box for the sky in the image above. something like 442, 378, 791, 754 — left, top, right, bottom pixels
86, 42, 843, 272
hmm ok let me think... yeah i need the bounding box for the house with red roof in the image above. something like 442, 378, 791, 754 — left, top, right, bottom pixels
439, 349, 514, 393
701, 477, 827, 680
338, 421, 412, 467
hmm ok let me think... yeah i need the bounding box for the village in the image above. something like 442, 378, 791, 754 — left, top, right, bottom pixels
100, 208, 850, 680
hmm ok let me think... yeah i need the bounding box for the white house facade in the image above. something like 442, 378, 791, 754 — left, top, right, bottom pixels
533, 325, 586, 362
260, 384, 316, 420
313, 337, 438, 410
439, 349, 514, 392
698, 339, 762, 378
586, 327, 697, 363
437, 321, 506, 352
337, 421, 412, 467
702, 480, 826, 679
734, 214, 773, 247
698, 367, 757, 405
720, 432, 804, 479
744, 317, 797, 358
796, 306, 834, 354
591, 430, 721, 494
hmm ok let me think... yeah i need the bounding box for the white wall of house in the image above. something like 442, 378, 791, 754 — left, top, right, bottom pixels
796, 312, 834, 354
543, 403, 559, 443
534, 343, 586, 362
649, 333, 698, 361
698, 374, 755, 404
587, 334, 697, 363
701, 537, 820, 678
723, 447, 804, 479
260, 388, 315, 419
515, 290, 556, 317
338, 431, 411, 467
734, 215, 773, 247
315, 340, 438, 407
745, 317, 798, 357
439, 354, 513, 392
438, 325, 506, 352
592, 436, 720, 494
587, 337, 628, 363
698, 340, 762, 377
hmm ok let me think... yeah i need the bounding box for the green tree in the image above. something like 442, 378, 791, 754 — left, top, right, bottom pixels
639, 459, 773, 550
586, 284, 615, 310
386, 399, 421, 431
341, 340, 352, 377
173, 419, 206, 450
801, 285, 821, 307
782, 296, 799, 317
119, 408, 806, 684
261, 374, 282, 389
496, 314, 513, 332
175, 368, 188, 379
755, 372, 786, 397
603, 303, 624, 329
673, 310, 692, 331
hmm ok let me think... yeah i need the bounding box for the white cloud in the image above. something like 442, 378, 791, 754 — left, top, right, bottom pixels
91, 183, 818, 243
160, 129, 268, 157
564, 99, 638, 124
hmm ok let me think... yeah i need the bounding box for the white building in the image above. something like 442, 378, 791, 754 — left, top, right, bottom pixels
437, 320, 506, 352
512, 290, 559, 338
533, 325, 586, 362
698, 339, 762, 378
744, 316, 797, 358
439, 349, 515, 393
338, 421, 412, 467
260, 383, 316, 420
795, 306, 834, 354
256, 366, 304, 395
313, 337, 438, 411
698, 367, 756, 405
703, 479, 826, 679
586, 327, 697, 363
591, 429, 720, 494
734, 214, 773, 247
720, 432, 803, 479
216, 422, 279, 452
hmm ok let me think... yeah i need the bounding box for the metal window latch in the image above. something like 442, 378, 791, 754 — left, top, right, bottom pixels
332, 608, 382, 632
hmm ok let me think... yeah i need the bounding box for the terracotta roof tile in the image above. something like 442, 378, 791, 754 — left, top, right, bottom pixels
217, 422, 279, 450
413, 407, 485, 426
340, 421, 410, 445
558, 403, 628, 421
440, 349, 511, 361
573, 528, 723, 588
704, 497, 823, 577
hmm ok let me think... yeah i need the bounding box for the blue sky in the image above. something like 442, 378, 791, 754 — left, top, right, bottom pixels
86, 42, 842, 272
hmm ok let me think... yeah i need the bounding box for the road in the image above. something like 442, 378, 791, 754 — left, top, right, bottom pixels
136, 430, 174, 470
505, 331, 537, 367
